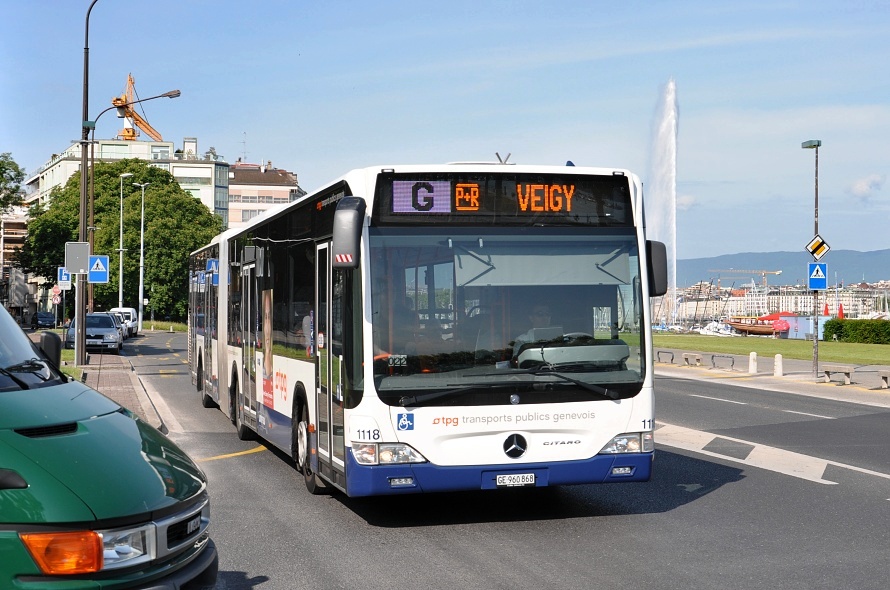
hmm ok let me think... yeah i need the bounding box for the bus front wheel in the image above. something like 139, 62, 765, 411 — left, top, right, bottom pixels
295, 403, 325, 495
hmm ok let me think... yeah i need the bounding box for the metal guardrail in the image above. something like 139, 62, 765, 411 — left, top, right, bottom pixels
656, 350, 674, 364
710, 354, 735, 370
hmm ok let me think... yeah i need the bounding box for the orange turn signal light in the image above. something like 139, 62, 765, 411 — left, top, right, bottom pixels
20, 531, 103, 574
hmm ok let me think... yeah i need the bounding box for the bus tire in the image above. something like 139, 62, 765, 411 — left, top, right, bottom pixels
198, 359, 215, 408
295, 401, 325, 495
228, 371, 238, 425
233, 380, 254, 441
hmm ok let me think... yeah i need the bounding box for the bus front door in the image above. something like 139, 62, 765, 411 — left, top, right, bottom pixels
315, 243, 346, 487
239, 263, 259, 434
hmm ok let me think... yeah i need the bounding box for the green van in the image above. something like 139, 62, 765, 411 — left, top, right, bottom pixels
0, 305, 217, 588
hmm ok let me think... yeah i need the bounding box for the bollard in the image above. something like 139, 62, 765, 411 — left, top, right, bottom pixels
748, 352, 757, 374
169, 325, 173, 333
774, 353, 784, 377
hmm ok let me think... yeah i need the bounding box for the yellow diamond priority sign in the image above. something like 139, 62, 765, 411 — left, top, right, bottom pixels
805, 235, 830, 261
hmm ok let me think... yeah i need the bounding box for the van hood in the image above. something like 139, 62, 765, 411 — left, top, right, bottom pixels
0, 382, 206, 524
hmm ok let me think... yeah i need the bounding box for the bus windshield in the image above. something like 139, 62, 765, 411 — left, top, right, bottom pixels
369, 227, 645, 406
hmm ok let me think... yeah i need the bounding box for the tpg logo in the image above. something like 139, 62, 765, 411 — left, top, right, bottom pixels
397, 414, 414, 431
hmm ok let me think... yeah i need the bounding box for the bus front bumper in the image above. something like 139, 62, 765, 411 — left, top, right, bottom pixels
344, 451, 653, 497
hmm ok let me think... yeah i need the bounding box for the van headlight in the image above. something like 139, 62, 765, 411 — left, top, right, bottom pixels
351, 442, 427, 465
599, 432, 654, 454
20, 524, 156, 575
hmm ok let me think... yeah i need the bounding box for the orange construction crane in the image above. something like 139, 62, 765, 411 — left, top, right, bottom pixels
112, 74, 165, 141
708, 269, 782, 287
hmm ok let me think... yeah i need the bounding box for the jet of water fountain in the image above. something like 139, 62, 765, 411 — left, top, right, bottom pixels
647, 78, 679, 324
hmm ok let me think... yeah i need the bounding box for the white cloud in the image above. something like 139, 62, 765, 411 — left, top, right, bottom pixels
847, 174, 885, 202
677, 195, 697, 211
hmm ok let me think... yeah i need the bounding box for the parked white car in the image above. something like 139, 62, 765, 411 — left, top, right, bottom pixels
110, 306, 139, 337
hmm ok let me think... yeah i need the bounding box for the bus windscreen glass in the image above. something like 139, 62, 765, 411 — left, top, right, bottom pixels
369, 227, 645, 407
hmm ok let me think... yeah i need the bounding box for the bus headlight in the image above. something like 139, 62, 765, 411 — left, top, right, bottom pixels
599, 432, 654, 454
351, 442, 427, 465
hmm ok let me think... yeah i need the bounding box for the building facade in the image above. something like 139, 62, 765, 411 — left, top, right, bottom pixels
25, 137, 230, 227
226, 160, 305, 229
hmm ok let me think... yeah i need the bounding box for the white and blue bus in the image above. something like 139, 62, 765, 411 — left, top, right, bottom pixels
189, 163, 667, 497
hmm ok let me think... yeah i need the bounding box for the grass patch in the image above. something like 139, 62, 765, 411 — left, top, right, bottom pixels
142, 321, 187, 333
653, 334, 888, 366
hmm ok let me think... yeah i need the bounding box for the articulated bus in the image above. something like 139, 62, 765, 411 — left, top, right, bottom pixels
188, 163, 667, 497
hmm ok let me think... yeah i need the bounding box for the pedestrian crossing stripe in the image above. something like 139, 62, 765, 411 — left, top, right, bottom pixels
91, 258, 107, 273
810, 265, 825, 280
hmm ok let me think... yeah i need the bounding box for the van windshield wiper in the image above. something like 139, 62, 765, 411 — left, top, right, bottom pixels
4, 359, 51, 382
0, 367, 30, 389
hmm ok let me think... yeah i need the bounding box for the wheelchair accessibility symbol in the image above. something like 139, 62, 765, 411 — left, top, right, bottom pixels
397, 414, 414, 431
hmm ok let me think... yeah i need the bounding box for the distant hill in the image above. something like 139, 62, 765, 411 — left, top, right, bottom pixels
676, 249, 890, 288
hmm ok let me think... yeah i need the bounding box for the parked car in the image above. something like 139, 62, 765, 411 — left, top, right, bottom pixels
64, 313, 123, 354
0, 304, 218, 588
30, 311, 56, 330
110, 311, 128, 340
111, 306, 139, 337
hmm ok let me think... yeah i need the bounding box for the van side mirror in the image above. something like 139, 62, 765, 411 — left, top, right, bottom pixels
332, 197, 366, 269
39, 331, 62, 369
646, 240, 668, 297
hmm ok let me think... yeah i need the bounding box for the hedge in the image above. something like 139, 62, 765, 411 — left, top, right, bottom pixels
823, 318, 890, 344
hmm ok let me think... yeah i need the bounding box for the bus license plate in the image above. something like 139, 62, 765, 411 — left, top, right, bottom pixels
496, 473, 535, 487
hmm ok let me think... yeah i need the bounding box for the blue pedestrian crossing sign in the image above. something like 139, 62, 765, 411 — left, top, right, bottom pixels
205, 258, 220, 286
808, 262, 827, 291
88, 255, 110, 283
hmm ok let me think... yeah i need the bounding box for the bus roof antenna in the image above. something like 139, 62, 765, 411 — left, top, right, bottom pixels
495, 152, 511, 164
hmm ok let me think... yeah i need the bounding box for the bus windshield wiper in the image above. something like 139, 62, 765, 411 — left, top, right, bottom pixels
398, 383, 507, 407
531, 366, 619, 399
485, 365, 620, 400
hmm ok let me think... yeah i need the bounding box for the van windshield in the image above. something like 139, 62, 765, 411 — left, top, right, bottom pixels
0, 307, 64, 389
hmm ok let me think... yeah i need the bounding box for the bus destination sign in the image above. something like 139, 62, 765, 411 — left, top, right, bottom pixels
382, 173, 631, 226
393, 180, 577, 214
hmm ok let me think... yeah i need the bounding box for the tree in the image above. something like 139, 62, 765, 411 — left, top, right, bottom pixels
0, 152, 26, 212
17, 159, 223, 318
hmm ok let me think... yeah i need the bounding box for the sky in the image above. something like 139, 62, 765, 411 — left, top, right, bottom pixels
2, 1, 888, 260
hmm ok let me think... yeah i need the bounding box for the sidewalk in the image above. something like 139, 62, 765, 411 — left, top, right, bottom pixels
654, 347, 890, 408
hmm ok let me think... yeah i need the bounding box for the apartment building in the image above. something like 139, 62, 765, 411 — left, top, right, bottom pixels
227, 159, 305, 229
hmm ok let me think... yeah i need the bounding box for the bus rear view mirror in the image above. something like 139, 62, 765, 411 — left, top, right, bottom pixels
332, 197, 367, 269
646, 240, 668, 297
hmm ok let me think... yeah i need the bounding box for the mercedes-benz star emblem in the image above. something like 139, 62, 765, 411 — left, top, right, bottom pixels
503, 434, 527, 459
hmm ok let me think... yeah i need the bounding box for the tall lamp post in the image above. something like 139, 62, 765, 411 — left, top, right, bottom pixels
802, 139, 821, 379
118, 173, 133, 307
75, 0, 101, 367
133, 182, 150, 334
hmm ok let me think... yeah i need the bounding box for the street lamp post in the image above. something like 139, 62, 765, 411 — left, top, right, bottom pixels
133, 182, 150, 334
75, 0, 101, 367
118, 173, 133, 308
802, 139, 821, 379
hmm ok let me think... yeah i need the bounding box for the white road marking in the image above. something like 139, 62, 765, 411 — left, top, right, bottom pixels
688, 394, 747, 405
656, 421, 890, 485
781, 409, 835, 419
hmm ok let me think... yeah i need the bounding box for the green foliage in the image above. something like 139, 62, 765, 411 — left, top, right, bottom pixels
824, 318, 890, 344
18, 159, 223, 319
0, 152, 26, 211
